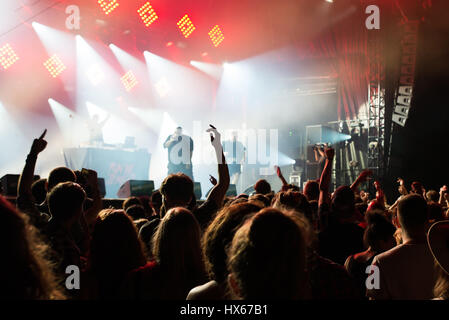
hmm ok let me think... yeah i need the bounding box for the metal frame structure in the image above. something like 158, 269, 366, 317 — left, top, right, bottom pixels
366, 27, 386, 191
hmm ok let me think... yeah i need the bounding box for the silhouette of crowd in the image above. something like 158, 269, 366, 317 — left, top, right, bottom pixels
1, 126, 449, 300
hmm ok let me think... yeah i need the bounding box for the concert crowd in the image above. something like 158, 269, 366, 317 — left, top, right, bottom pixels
1, 126, 448, 300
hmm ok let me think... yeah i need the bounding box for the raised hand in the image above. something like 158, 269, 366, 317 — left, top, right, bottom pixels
30, 129, 48, 156
360, 169, 373, 180
209, 175, 217, 186
274, 165, 282, 178
206, 125, 221, 149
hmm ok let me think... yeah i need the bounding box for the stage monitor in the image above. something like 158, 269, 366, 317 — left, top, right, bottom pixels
1, 174, 40, 197
117, 180, 154, 198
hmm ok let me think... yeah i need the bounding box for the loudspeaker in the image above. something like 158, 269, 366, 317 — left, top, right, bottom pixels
97, 178, 106, 198
194, 182, 202, 200
1, 174, 40, 197
305, 163, 320, 181
117, 180, 154, 198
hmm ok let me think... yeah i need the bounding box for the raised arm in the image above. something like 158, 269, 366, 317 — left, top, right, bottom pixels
397, 178, 408, 196
374, 180, 386, 210
440, 185, 448, 206
206, 125, 230, 208
17, 130, 48, 225
350, 169, 373, 193
318, 147, 335, 207
163, 134, 176, 148
274, 165, 289, 191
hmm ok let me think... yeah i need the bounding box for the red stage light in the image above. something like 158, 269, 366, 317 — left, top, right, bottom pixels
43, 54, 66, 78
166, 41, 174, 47
0, 43, 19, 70
121, 71, 138, 91
208, 25, 224, 47
137, 2, 159, 27
97, 0, 119, 15
177, 14, 196, 38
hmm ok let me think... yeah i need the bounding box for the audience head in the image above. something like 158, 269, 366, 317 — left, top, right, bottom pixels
203, 202, 262, 283
160, 173, 194, 213
47, 182, 86, 224
304, 180, 320, 201
150, 190, 163, 215
125, 204, 147, 221
426, 190, 439, 203
254, 179, 271, 195
152, 207, 206, 290
411, 181, 424, 195
122, 196, 143, 211
397, 194, 428, 238
0, 195, 64, 299
31, 178, 47, 204
331, 186, 355, 220
89, 209, 146, 276
227, 208, 307, 299
47, 167, 76, 192
248, 194, 270, 207
272, 190, 312, 223
363, 210, 396, 253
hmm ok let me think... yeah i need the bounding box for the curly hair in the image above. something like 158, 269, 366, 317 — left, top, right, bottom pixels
202, 202, 262, 283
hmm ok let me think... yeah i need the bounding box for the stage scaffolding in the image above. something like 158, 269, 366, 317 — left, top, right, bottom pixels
366, 26, 386, 194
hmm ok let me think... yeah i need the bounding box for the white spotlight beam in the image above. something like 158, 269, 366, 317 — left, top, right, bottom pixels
48, 98, 88, 146
190, 61, 224, 80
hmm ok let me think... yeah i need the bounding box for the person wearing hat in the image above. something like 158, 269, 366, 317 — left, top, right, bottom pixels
427, 220, 449, 300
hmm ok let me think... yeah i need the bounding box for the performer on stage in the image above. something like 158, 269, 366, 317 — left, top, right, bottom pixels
222, 131, 246, 185
163, 126, 194, 180
313, 143, 327, 180
87, 114, 110, 145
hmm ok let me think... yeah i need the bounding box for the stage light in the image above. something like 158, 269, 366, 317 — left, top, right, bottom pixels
177, 14, 196, 38
121, 70, 138, 91
208, 25, 224, 47
0, 43, 19, 70
98, 0, 119, 15
201, 52, 208, 57
155, 77, 170, 97
190, 60, 223, 80
166, 41, 174, 47
44, 54, 66, 78
86, 64, 105, 86
137, 2, 159, 27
